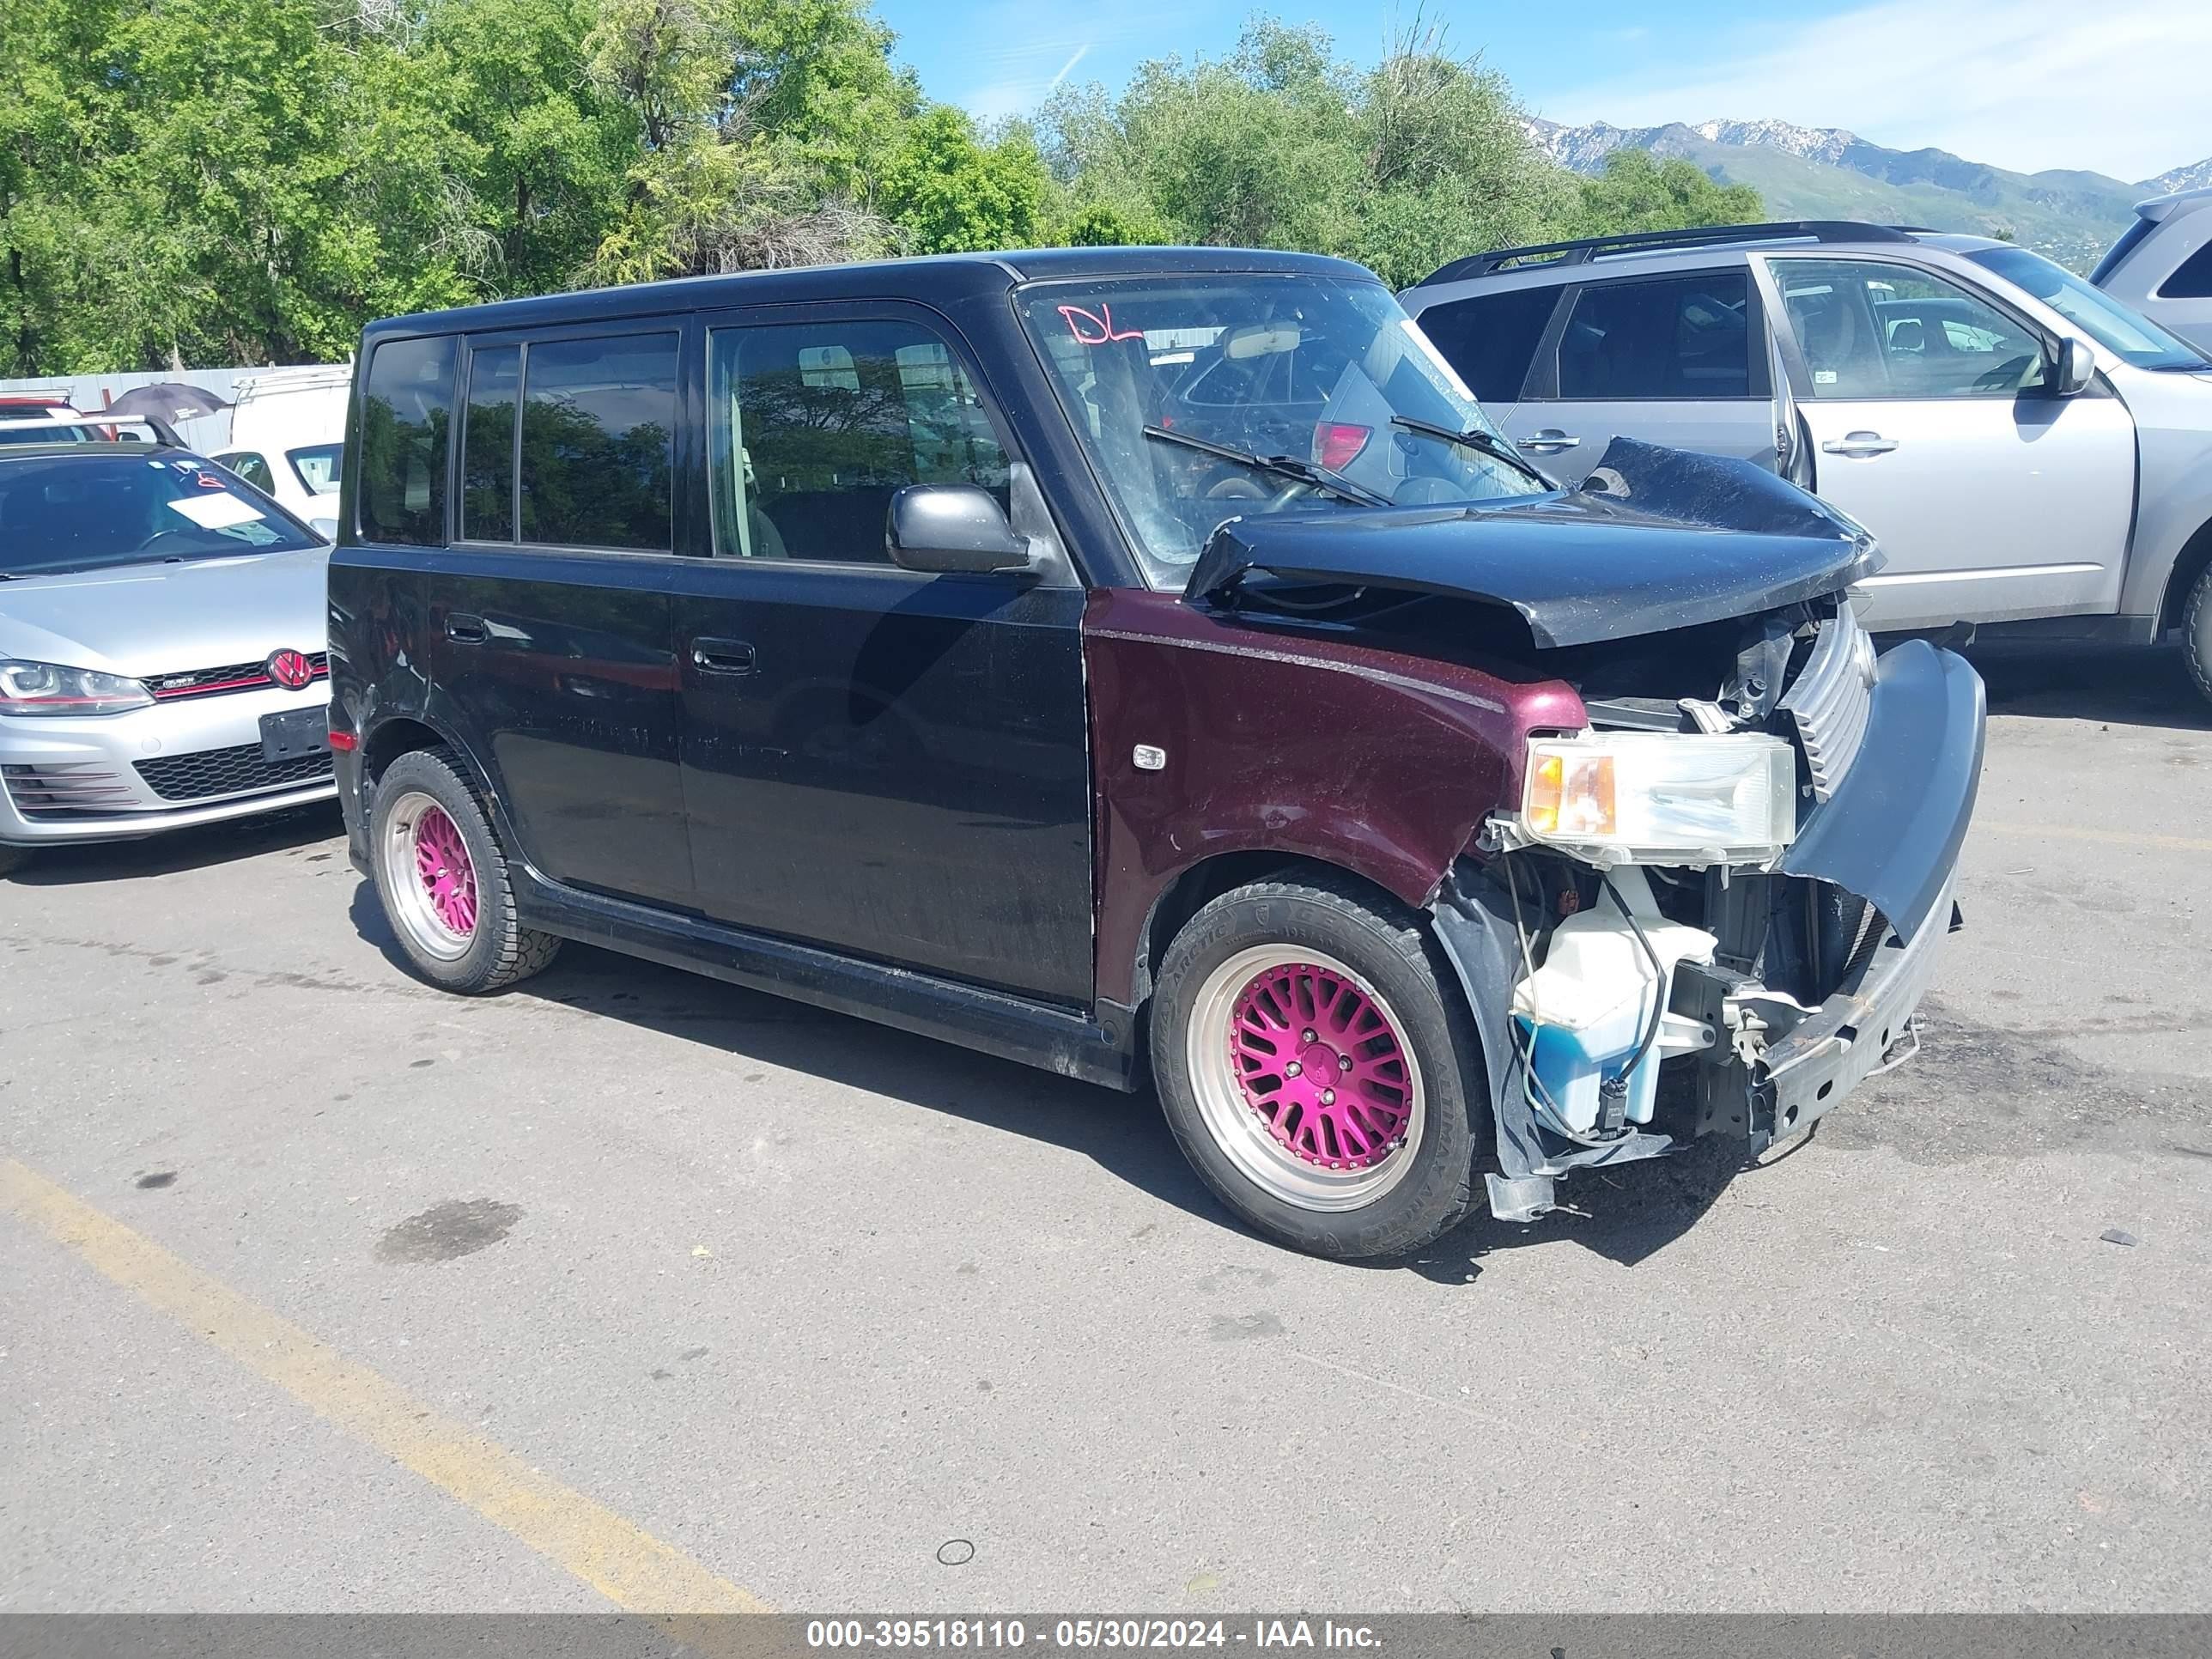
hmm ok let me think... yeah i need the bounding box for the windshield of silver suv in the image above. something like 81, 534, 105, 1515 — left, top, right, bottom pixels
0, 451, 323, 578
1966, 244, 2208, 369
1018, 274, 1540, 585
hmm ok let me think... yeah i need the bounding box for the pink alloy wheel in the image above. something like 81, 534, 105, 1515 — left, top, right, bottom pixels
1228, 961, 1413, 1170
412, 805, 477, 939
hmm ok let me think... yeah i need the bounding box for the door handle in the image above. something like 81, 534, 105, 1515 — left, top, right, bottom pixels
1520, 428, 1581, 452
1820, 430, 1899, 457
690, 638, 757, 676
445, 614, 488, 644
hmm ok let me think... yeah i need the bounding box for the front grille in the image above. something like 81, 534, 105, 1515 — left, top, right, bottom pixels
1779, 601, 1875, 801
134, 744, 333, 803
148, 652, 329, 702
2, 762, 140, 820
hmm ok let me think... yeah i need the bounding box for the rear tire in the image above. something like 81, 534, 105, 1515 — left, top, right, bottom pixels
2185, 562, 2212, 706
1149, 875, 1486, 1259
369, 748, 560, 994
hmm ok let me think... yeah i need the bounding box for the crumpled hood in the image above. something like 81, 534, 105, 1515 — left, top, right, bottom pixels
1184, 437, 1882, 648
0, 545, 330, 677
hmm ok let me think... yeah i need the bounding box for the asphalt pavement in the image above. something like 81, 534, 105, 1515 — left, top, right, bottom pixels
3, 646, 2208, 1613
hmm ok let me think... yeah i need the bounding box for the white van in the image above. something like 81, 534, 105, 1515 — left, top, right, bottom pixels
213, 365, 351, 539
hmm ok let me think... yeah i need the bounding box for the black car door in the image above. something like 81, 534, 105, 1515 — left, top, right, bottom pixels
669, 302, 1094, 1005
424, 323, 695, 909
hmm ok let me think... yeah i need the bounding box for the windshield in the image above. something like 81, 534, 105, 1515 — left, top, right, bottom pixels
1018, 274, 1540, 584
0, 452, 322, 576
1966, 245, 2208, 369
289, 442, 342, 494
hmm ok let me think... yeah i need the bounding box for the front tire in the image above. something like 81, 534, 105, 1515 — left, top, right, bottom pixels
369, 748, 560, 994
1150, 876, 1486, 1259
2185, 562, 2212, 706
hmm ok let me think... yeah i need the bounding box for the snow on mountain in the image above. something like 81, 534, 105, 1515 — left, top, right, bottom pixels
2142, 156, 2212, 194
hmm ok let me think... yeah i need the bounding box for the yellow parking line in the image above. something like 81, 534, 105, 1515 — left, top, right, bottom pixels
1978, 821, 2212, 854
0, 1156, 770, 1615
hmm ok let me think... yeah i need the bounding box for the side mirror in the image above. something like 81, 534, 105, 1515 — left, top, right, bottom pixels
885, 484, 1036, 575
2054, 337, 2095, 397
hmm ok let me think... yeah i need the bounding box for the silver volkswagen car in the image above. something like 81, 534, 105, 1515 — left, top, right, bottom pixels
0, 420, 335, 867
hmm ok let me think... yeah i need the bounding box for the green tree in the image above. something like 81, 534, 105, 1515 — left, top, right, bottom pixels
1574, 150, 1764, 238
880, 108, 1050, 255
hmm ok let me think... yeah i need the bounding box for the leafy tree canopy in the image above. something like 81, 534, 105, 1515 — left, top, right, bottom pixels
0, 4, 1761, 374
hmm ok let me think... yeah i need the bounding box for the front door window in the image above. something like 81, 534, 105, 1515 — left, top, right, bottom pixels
707, 319, 1011, 564
1772, 258, 2047, 398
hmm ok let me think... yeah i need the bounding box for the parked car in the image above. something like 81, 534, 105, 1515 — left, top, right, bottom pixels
1401, 221, 2212, 699
212, 365, 351, 540
330, 247, 1982, 1258
0, 418, 336, 867
2094, 186, 2212, 356
0, 397, 100, 446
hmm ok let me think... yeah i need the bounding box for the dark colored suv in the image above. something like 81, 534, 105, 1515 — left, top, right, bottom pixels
330, 246, 1983, 1259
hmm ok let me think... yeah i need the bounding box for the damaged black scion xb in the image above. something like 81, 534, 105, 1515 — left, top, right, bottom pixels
330, 246, 1983, 1258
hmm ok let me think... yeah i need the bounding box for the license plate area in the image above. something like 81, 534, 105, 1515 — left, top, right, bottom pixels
259, 705, 328, 762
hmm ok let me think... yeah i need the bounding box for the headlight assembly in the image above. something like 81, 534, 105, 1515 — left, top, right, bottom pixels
0, 659, 154, 717
1519, 732, 1797, 866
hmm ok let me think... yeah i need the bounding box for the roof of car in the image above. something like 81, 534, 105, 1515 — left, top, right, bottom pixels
0, 438, 191, 461
362, 246, 1377, 344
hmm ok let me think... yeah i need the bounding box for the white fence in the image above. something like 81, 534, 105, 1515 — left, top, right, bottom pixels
0, 362, 349, 453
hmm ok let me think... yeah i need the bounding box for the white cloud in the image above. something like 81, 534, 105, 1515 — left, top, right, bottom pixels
1540, 0, 2212, 182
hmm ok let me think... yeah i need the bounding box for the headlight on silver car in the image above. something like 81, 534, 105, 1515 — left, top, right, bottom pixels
0, 659, 155, 717
1519, 732, 1797, 866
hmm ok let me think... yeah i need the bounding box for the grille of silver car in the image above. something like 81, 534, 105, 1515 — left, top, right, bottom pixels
134, 743, 332, 803
1, 762, 140, 820
147, 652, 329, 702
1778, 601, 1876, 801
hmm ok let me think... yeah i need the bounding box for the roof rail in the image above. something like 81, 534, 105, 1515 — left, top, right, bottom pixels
1419, 220, 1923, 287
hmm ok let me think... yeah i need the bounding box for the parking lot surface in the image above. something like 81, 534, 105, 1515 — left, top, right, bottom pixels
4, 647, 2209, 1613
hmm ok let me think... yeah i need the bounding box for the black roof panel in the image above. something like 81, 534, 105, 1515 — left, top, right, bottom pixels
362, 246, 1378, 344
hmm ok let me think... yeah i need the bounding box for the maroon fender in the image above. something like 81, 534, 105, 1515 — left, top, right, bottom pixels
1084, 587, 1588, 1006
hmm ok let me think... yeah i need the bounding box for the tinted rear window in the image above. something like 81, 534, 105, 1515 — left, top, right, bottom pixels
518, 333, 678, 551
1414, 287, 1558, 401
461, 344, 520, 542
359, 336, 455, 544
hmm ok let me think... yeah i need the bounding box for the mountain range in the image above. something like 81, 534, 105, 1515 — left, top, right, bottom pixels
1524, 117, 2212, 270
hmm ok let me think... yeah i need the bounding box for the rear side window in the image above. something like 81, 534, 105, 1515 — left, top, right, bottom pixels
460, 345, 520, 542
707, 319, 1009, 563
1414, 288, 1558, 401
2159, 239, 2212, 300
519, 333, 678, 551
358, 336, 455, 545
1556, 272, 1753, 400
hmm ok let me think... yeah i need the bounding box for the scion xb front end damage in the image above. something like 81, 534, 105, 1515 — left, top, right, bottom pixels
1190, 439, 1984, 1222
1431, 621, 1981, 1221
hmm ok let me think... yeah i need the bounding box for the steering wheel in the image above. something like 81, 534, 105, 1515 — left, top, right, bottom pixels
1203, 473, 1307, 514
138, 529, 206, 554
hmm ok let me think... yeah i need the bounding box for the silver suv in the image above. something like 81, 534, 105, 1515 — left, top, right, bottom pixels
2094, 186, 2212, 356
1402, 221, 2212, 698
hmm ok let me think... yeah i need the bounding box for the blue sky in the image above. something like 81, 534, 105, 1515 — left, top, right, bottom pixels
871, 0, 2212, 183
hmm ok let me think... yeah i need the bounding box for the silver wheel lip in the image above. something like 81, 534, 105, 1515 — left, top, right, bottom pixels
1183, 944, 1427, 1212
380, 787, 475, 963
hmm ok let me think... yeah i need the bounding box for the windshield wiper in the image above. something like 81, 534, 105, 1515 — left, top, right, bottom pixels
1142, 424, 1391, 508
1389, 415, 1554, 489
